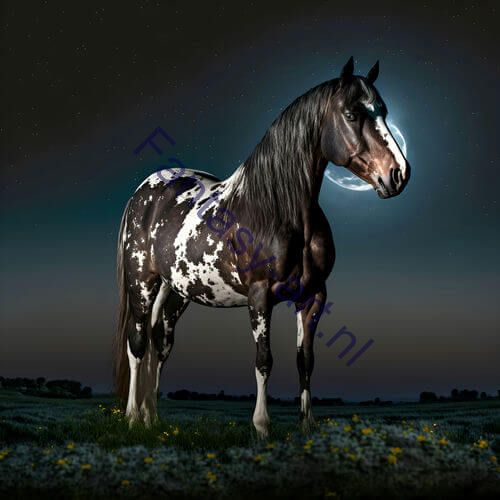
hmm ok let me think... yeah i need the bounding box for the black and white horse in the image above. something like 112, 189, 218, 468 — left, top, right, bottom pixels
115, 58, 410, 436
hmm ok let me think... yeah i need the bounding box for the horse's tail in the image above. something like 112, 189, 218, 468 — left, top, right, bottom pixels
114, 198, 132, 407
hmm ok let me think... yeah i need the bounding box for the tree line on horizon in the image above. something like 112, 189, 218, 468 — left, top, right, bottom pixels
0, 377, 92, 399
2, 377, 498, 404
419, 388, 500, 403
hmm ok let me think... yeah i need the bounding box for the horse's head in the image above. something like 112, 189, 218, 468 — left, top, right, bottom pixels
321, 57, 410, 198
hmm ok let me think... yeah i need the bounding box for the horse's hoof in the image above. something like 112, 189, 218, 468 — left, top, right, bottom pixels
300, 417, 315, 433
253, 421, 270, 439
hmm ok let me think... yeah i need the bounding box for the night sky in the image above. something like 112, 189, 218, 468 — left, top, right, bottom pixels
1, 1, 499, 400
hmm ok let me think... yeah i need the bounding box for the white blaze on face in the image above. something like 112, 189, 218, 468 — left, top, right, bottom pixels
374, 116, 407, 176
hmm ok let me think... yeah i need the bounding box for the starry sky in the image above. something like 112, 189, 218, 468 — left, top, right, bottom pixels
1, 1, 499, 400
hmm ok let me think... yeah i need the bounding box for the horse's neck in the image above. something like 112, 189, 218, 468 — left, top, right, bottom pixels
222, 117, 326, 240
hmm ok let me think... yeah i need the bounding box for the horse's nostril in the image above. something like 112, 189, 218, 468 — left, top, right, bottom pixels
390, 168, 401, 190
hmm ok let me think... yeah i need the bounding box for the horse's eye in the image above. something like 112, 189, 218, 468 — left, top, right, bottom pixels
345, 111, 357, 122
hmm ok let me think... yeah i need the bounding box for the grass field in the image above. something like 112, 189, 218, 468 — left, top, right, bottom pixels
1, 390, 499, 498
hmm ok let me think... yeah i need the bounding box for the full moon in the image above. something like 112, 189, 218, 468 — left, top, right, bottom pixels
325, 121, 407, 192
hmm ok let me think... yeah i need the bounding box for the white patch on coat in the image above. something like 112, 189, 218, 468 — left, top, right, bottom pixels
135, 172, 162, 191
139, 281, 153, 307
131, 250, 146, 272
374, 116, 407, 175
253, 312, 267, 342
151, 222, 161, 239
169, 180, 247, 307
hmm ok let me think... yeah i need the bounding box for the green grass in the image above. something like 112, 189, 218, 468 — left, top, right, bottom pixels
1, 390, 499, 451
1, 390, 499, 498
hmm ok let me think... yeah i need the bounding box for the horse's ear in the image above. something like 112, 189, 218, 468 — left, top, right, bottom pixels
340, 56, 354, 84
366, 61, 379, 84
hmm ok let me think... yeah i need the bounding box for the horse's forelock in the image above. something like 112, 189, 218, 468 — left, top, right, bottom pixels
338, 77, 377, 109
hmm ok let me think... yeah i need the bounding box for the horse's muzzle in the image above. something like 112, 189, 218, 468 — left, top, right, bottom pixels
376, 162, 411, 198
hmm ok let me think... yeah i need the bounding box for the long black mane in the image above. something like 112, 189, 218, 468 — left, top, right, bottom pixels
224, 78, 341, 243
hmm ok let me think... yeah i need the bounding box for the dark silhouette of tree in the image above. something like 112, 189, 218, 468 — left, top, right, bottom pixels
420, 391, 438, 403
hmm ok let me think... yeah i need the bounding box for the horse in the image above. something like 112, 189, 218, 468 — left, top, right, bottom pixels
114, 57, 410, 436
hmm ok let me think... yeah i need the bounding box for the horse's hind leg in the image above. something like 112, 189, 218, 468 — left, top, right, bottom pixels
138, 281, 170, 427
141, 285, 189, 424
125, 274, 160, 426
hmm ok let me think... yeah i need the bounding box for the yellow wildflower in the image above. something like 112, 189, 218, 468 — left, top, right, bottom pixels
490, 456, 497, 463
144, 456, 154, 464
352, 414, 360, 423
387, 454, 397, 465
476, 439, 488, 449
56, 458, 68, 466
304, 440, 314, 450
206, 471, 217, 484
347, 453, 357, 461
343, 425, 352, 432
80, 463, 92, 470
172, 427, 180, 436
416, 435, 426, 442
422, 425, 431, 433
361, 427, 374, 436
121, 480, 130, 487
390, 447, 403, 455
66, 442, 76, 450
254, 454, 263, 463
438, 438, 449, 446
206, 453, 216, 459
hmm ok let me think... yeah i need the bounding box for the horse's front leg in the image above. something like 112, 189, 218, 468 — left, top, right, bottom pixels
296, 285, 326, 431
248, 282, 273, 438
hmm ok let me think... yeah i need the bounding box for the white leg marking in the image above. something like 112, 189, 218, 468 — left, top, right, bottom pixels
300, 389, 312, 421
296, 311, 304, 348
126, 341, 142, 425
253, 368, 270, 438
